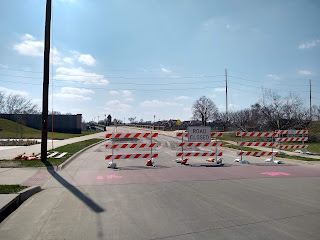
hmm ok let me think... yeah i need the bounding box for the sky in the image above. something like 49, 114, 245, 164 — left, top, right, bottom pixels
0, 0, 319, 122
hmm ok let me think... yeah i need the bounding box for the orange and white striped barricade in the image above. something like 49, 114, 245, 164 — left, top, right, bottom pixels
275, 130, 308, 151
236, 132, 277, 163
105, 131, 158, 168
176, 129, 223, 164
236, 151, 278, 157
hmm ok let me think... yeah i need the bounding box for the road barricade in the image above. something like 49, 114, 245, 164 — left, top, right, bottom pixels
275, 130, 309, 151
105, 132, 158, 168
236, 132, 277, 163
176, 131, 223, 165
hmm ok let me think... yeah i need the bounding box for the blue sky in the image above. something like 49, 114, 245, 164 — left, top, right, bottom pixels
0, 0, 319, 122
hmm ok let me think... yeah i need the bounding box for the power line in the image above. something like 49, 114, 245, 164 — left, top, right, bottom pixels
0, 69, 224, 80
228, 80, 310, 93
229, 75, 311, 87
0, 79, 225, 91
0, 77, 224, 86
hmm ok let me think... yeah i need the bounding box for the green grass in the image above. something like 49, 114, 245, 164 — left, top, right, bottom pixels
221, 141, 261, 152
0, 118, 100, 139
0, 185, 28, 194
0, 138, 103, 168
277, 154, 320, 161
219, 132, 273, 142
275, 142, 320, 154
308, 121, 320, 134
221, 141, 320, 161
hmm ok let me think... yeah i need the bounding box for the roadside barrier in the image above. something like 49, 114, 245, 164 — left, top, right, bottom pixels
177, 142, 222, 147
176, 152, 223, 157
236, 151, 278, 157
276, 137, 308, 142
237, 142, 277, 147
236, 132, 277, 137
176, 131, 223, 165
176, 132, 223, 138
105, 131, 158, 168
106, 132, 158, 138
276, 130, 308, 135
278, 145, 308, 149
236, 132, 277, 163
275, 130, 308, 151
105, 143, 158, 149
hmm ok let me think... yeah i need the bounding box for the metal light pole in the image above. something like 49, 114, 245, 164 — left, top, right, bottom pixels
41, 0, 52, 162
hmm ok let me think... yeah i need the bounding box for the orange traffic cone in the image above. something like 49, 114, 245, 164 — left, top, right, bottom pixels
181, 158, 188, 165
146, 159, 153, 166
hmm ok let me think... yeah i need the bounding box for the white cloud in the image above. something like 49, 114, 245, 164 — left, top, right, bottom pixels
104, 100, 132, 112
31, 98, 42, 106
299, 70, 312, 76
109, 90, 132, 100
55, 67, 109, 85
174, 96, 190, 101
0, 86, 28, 96
214, 88, 225, 92
63, 57, 74, 65
298, 40, 320, 49
121, 90, 132, 97
22, 34, 35, 41
53, 93, 91, 101
78, 54, 96, 66
0, 64, 8, 69
109, 90, 119, 95
13, 34, 63, 65
267, 74, 280, 80
13, 37, 43, 57
141, 100, 181, 107
228, 103, 240, 109
60, 87, 94, 95
161, 67, 171, 73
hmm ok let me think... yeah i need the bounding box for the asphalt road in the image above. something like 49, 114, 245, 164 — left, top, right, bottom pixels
0, 127, 320, 240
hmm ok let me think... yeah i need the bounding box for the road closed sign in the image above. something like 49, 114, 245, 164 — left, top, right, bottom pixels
188, 126, 211, 142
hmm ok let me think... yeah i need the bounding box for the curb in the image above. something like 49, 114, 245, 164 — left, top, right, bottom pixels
57, 139, 107, 171
0, 186, 41, 223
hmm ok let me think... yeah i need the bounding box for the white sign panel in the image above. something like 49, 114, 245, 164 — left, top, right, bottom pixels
188, 126, 211, 142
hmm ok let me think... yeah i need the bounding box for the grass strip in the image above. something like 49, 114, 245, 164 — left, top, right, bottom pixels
0, 138, 103, 168
277, 154, 320, 161
0, 117, 100, 139
221, 141, 260, 152
0, 185, 28, 194
221, 141, 320, 161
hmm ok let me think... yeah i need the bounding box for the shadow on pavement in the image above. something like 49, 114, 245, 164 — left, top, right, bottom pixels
190, 164, 232, 167
43, 160, 104, 213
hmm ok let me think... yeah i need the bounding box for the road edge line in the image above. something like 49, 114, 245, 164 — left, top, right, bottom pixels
57, 139, 107, 171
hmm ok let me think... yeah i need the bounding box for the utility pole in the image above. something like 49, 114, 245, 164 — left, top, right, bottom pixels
310, 79, 312, 120
41, 0, 52, 162
225, 69, 228, 120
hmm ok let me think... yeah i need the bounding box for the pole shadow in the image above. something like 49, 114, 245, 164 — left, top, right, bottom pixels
43, 160, 104, 213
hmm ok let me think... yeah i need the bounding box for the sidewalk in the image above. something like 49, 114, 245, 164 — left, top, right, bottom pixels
0, 131, 106, 160
0, 131, 107, 222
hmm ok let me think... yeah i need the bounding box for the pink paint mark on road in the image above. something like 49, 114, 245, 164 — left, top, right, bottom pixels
106, 175, 123, 179
261, 172, 290, 176
96, 175, 123, 180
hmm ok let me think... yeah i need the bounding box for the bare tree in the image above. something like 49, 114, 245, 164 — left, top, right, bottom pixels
192, 96, 219, 126
0, 91, 5, 113
128, 117, 135, 123
260, 90, 309, 130
311, 105, 320, 121
5, 93, 39, 114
